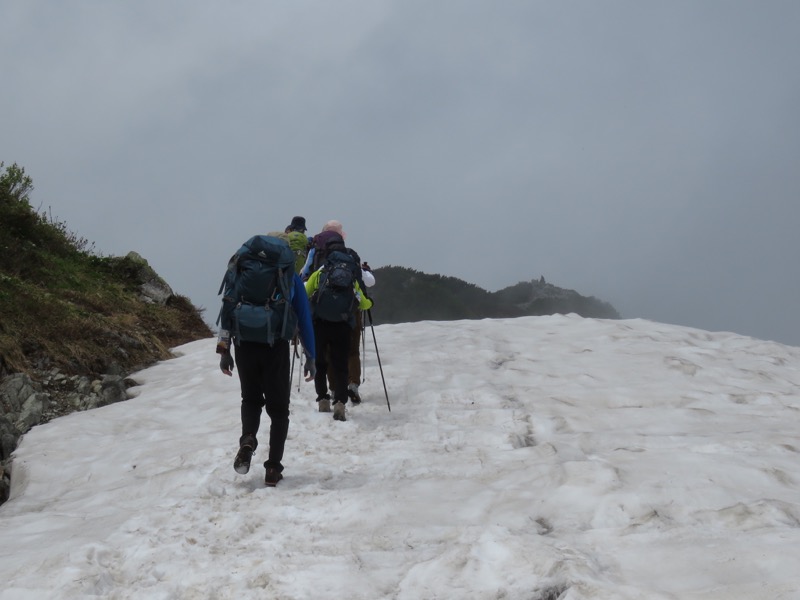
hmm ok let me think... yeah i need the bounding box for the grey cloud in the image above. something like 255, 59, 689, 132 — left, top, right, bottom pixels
3, 0, 799, 345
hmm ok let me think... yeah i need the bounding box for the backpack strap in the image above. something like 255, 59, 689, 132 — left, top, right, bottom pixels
276, 267, 293, 341
215, 253, 240, 325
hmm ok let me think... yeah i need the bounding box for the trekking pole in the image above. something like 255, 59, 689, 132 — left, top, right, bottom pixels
366, 309, 390, 411
361, 318, 366, 382
297, 347, 302, 392
293, 336, 302, 392
289, 338, 297, 393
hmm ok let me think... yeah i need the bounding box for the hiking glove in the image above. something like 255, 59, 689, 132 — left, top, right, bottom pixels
219, 351, 234, 376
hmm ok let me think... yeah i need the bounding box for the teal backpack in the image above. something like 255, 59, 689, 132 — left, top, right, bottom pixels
217, 235, 297, 345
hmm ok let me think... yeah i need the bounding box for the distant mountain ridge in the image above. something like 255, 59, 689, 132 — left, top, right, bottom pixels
368, 266, 620, 325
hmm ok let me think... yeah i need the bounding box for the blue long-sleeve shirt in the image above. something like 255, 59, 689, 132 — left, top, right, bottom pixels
299, 247, 316, 280
290, 273, 315, 359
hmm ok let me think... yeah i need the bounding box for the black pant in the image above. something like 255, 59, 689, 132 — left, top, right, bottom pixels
328, 310, 364, 390
234, 340, 291, 472
313, 319, 351, 404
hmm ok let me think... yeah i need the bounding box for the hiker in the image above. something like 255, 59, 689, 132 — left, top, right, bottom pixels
299, 220, 348, 281
286, 215, 307, 235
304, 232, 373, 422
267, 216, 310, 275
331, 260, 375, 405
216, 234, 316, 487
301, 220, 375, 404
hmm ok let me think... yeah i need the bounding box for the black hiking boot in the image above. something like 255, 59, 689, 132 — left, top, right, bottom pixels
264, 466, 283, 487
347, 383, 361, 405
234, 434, 256, 474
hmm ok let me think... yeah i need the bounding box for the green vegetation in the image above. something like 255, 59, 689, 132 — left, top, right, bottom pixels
0, 162, 211, 377
369, 266, 620, 325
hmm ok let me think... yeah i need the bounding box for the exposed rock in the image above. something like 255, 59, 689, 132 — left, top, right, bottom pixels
125, 251, 174, 305
0, 416, 16, 459
0, 373, 36, 414
0, 368, 139, 505
15, 390, 49, 433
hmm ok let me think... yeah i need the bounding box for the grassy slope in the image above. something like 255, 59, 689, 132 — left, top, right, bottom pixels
0, 163, 211, 377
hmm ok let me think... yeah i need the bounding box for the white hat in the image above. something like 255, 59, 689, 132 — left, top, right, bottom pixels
322, 219, 346, 239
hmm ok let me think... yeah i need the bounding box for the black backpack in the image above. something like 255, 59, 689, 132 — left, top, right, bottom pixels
311, 249, 360, 325
216, 235, 297, 345
310, 233, 368, 293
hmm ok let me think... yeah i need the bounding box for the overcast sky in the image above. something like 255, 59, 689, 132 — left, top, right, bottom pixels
3, 1, 799, 345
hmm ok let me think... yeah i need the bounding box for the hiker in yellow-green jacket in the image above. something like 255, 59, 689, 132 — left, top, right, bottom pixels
304, 242, 372, 422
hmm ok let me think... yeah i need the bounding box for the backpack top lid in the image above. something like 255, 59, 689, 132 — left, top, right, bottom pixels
324, 249, 357, 273
313, 229, 344, 250
240, 235, 295, 269
325, 248, 356, 265
311, 230, 345, 272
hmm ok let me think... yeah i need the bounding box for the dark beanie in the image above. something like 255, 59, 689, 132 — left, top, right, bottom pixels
287, 216, 307, 232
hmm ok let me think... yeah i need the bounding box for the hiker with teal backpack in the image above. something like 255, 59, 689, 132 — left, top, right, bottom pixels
304, 226, 373, 422
216, 233, 316, 487
268, 215, 312, 378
